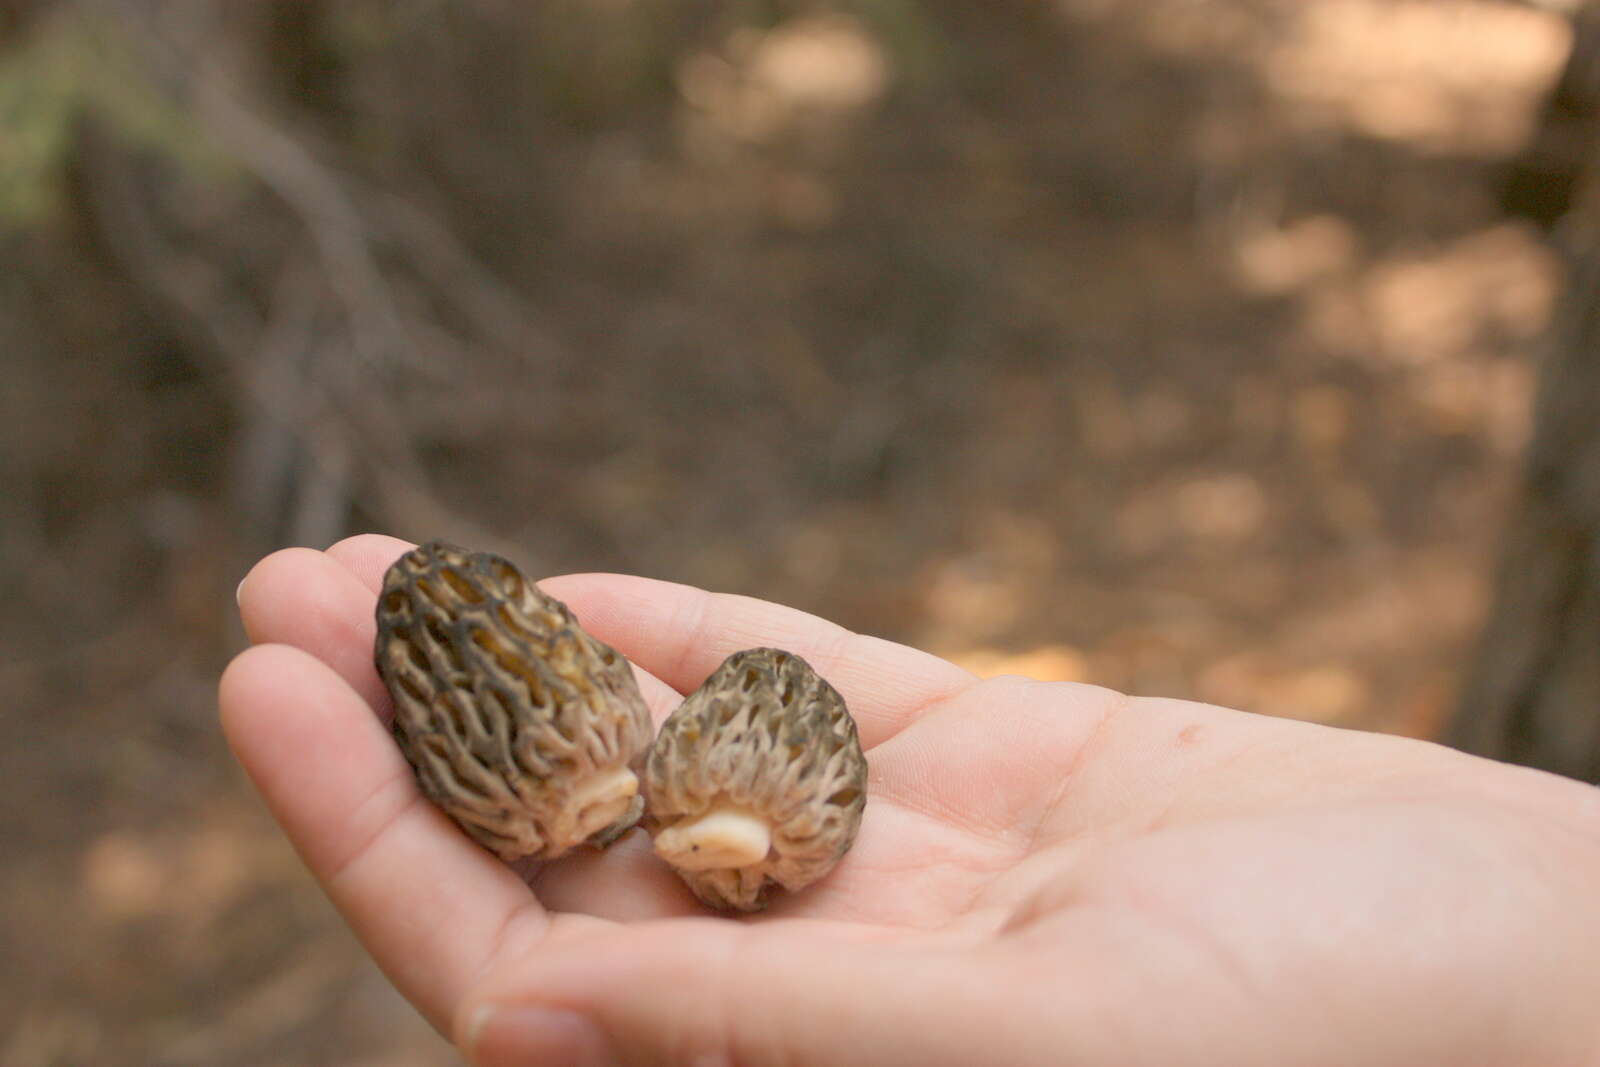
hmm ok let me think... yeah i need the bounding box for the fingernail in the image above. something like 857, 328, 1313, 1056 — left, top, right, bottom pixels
235, 577, 246, 606
466, 1004, 617, 1067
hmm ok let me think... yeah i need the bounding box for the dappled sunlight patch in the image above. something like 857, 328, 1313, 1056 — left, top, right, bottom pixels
1290, 384, 1354, 458
1261, 0, 1568, 153
1280, 224, 1552, 447
1199, 654, 1370, 724
1115, 471, 1274, 554
676, 14, 890, 147
1194, 549, 1486, 729
749, 15, 890, 111
1233, 215, 1360, 296
1411, 358, 1536, 450
923, 558, 1028, 640
1174, 473, 1270, 543
80, 813, 303, 930
81, 832, 168, 920
945, 644, 1090, 683
920, 510, 1069, 646
1072, 384, 1198, 459
1361, 226, 1555, 366
1282, 550, 1486, 659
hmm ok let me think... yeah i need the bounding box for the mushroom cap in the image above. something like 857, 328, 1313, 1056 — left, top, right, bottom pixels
374, 541, 654, 861
644, 647, 867, 910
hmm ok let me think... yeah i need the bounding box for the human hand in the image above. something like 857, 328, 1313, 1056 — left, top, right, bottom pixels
221, 534, 1600, 1066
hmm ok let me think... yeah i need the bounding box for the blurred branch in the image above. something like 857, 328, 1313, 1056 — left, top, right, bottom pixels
364, 183, 570, 369
105, 1, 409, 371
72, 0, 554, 560
104, 1, 569, 372
227, 252, 329, 541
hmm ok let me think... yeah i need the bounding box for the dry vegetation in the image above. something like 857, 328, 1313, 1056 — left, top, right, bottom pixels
0, 1, 1572, 1062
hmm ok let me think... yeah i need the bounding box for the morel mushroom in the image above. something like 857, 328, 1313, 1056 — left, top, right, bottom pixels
644, 647, 867, 910
374, 541, 653, 862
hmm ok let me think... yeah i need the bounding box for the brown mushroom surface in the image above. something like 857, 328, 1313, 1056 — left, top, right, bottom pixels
644, 647, 867, 911
374, 541, 654, 861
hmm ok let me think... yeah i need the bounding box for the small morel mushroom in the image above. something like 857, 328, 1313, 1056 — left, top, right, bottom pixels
644, 647, 867, 911
374, 541, 654, 862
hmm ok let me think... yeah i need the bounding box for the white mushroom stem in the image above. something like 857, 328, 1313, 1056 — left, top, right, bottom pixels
568, 767, 640, 844
654, 807, 772, 871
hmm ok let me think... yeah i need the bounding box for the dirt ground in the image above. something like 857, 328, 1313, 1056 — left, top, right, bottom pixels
0, 1, 1572, 1062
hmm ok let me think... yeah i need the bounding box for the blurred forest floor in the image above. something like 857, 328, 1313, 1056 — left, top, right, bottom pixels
0, 1, 1573, 1063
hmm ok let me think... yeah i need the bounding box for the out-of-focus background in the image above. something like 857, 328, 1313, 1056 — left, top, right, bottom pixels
5, 0, 1598, 1062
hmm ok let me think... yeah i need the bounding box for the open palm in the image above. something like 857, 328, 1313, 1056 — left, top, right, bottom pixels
222, 535, 1600, 1066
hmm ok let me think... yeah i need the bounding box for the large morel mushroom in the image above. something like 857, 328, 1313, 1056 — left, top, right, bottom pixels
374, 541, 654, 862
644, 647, 867, 911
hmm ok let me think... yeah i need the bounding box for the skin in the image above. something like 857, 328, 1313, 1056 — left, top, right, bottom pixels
221, 534, 1600, 1067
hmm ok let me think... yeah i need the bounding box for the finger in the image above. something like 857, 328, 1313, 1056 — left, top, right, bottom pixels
258, 539, 697, 919
321, 535, 687, 720
328, 536, 978, 747
537, 572, 978, 749
325, 532, 415, 592
458, 921, 1038, 1067
237, 546, 393, 716
219, 643, 543, 1032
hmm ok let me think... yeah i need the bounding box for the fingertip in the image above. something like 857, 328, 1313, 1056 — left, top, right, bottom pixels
218, 637, 334, 719
216, 642, 262, 739
217, 642, 355, 787
233, 546, 393, 715
237, 547, 328, 644
325, 533, 416, 592
219, 641, 294, 725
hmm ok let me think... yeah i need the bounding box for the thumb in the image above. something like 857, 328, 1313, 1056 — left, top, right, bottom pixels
455, 919, 1020, 1066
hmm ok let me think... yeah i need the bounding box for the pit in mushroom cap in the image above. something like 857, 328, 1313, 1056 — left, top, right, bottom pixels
374, 541, 655, 861
644, 646, 867, 911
